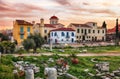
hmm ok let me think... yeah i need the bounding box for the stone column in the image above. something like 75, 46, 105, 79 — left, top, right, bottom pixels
25, 68, 34, 79
44, 68, 57, 79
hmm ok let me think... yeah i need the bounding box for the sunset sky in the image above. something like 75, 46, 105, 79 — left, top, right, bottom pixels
0, 0, 120, 30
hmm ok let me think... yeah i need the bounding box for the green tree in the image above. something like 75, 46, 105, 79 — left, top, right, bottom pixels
102, 21, 107, 28
28, 33, 45, 53
0, 33, 9, 41
0, 41, 15, 53
115, 18, 119, 46
22, 38, 36, 51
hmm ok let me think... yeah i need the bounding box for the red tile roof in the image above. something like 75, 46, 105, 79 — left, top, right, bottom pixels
16, 20, 33, 26
50, 16, 58, 20
51, 27, 75, 31
44, 24, 56, 28
36, 23, 56, 28
71, 23, 92, 28
86, 22, 97, 24
107, 25, 120, 34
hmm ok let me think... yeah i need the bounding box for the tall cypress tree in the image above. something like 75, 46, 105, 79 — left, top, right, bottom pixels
102, 21, 107, 28
115, 18, 119, 45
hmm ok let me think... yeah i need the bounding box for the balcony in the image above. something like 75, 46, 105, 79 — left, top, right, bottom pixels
19, 31, 25, 35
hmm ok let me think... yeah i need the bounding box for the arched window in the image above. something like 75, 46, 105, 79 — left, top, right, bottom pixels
71, 32, 74, 36
71, 38, 74, 42
51, 32, 53, 36
61, 32, 65, 36
54, 32, 57, 36
66, 32, 69, 38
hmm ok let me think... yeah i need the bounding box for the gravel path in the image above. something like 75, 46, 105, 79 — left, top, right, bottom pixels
3, 53, 120, 57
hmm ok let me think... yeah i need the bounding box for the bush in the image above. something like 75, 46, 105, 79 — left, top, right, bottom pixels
15, 48, 27, 54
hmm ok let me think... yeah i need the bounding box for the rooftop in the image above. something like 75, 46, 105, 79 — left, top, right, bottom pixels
16, 20, 33, 26
51, 27, 75, 31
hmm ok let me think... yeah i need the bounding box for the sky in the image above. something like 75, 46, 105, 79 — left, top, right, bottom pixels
0, 0, 120, 30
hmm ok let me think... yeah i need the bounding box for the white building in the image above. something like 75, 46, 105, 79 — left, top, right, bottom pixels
50, 28, 76, 44
68, 22, 106, 42
33, 16, 64, 41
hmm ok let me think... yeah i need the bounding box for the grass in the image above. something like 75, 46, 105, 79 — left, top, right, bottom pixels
1, 55, 120, 79
36, 45, 120, 54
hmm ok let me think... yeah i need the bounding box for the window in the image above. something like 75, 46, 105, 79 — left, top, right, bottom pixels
54, 32, 57, 36
93, 23, 95, 26
44, 30, 47, 33
52, 32, 53, 36
20, 35, 24, 39
81, 29, 83, 33
77, 36, 78, 38
61, 39, 64, 41
61, 32, 65, 36
102, 30, 104, 33
85, 29, 87, 34
93, 30, 95, 33
98, 30, 100, 33
20, 26, 24, 33
27, 32, 30, 37
79, 36, 81, 38
66, 32, 69, 38
77, 29, 79, 33
27, 27, 30, 32
88, 29, 91, 33
20, 26, 24, 39
71, 38, 74, 42
71, 32, 74, 36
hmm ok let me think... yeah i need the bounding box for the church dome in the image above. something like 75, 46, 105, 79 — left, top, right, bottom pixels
50, 16, 58, 20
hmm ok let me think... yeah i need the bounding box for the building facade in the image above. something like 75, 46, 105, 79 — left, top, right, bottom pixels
50, 28, 76, 44
68, 22, 106, 42
33, 16, 64, 41
13, 20, 33, 45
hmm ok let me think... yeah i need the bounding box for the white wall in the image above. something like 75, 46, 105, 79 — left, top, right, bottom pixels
50, 31, 76, 44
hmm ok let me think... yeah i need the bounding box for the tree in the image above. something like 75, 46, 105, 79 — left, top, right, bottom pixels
22, 39, 36, 51
0, 33, 9, 41
102, 21, 107, 28
115, 18, 119, 46
27, 33, 45, 53
0, 41, 15, 53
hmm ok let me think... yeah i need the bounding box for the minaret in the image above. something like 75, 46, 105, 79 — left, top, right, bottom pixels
39, 18, 45, 37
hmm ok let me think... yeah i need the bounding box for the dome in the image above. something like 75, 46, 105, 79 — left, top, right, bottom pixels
50, 16, 58, 20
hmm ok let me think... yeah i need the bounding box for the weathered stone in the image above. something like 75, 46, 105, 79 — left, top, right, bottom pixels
65, 73, 78, 79
25, 68, 34, 79
44, 67, 57, 79
48, 58, 54, 63
95, 62, 109, 72
34, 67, 40, 73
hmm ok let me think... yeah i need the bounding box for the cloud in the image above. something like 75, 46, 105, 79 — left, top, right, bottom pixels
83, 2, 90, 5
0, 0, 46, 18
0, 0, 16, 12
53, 0, 71, 6
14, 3, 45, 12
65, 4, 116, 16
